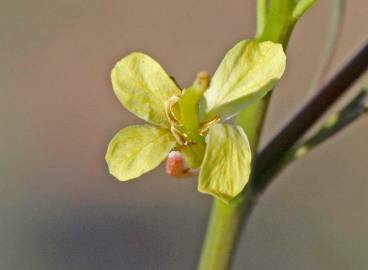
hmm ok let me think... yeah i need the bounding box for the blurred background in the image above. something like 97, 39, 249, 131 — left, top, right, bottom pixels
1, 1, 367, 269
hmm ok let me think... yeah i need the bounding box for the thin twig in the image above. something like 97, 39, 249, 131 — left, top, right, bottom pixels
258, 86, 368, 183
294, 87, 368, 156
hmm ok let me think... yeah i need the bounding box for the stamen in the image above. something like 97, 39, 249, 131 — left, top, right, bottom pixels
194, 71, 210, 91
171, 126, 189, 145
165, 96, 182, 126
199, 116, 221, 136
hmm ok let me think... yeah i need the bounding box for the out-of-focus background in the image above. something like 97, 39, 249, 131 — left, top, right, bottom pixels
1, 1, 367, 269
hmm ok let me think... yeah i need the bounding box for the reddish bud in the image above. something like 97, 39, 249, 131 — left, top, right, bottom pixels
165, 151, 190, 178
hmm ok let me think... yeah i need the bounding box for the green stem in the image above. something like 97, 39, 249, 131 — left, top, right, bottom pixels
198, 189, 255, 270
256, 0, 268, 38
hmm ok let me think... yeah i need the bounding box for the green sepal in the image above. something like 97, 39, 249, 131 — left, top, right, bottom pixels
201, 40, 286, 121
111, 53, 181, 128
106, 124, 176, 181
198, 124, 252, 203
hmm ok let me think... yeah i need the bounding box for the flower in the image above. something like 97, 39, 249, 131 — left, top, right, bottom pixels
105, 40, 286, 203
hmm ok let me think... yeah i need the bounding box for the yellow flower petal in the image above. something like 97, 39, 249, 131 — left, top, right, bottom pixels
111, 53, 181, 127
106, 124, 176, 181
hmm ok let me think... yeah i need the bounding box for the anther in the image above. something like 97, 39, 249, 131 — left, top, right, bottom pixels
194, 71, 210, 91
165, 96, 182, 126
199, 116, 221, 136
171, 126, 189, 145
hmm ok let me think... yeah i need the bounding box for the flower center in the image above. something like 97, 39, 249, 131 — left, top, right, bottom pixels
165, 95, 220, 145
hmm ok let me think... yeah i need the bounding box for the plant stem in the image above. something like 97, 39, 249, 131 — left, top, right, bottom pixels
198, 189, 255, 270
256, 0, 268, 38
